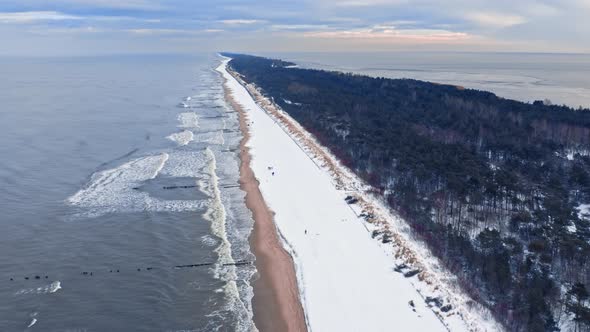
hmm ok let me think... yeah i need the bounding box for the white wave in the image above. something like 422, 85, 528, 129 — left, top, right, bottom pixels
177, 112, 199, 128
152, 153, 169, 179
192, 131, 225, 146
67, 153, 207, 217
167, 130, 194, 146
16, 281, 61, 295
49, 281, 61, 293
199, 146, 252, 328
27, 318, 37, 328
201, 234, 218, 247
68, 153, 168, 207
160, 150, 211, 178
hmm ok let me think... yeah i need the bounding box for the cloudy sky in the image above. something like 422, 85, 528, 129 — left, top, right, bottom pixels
1, 0, 589, 55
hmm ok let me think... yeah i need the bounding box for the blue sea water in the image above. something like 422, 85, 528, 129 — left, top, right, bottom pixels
0, 54, 255, 331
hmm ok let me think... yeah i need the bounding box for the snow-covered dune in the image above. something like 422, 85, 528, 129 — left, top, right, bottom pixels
218, 57, 496, 332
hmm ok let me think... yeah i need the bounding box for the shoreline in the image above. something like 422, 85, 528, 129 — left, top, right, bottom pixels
218, 59, 307, 332
218, 55, 500, 331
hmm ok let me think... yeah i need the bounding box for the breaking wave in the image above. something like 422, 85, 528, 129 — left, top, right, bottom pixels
167, 130, 194, 146
16, 281, 61, 295
60, 57, 256, 331
199, 147, 256, 332
178, 112, 199, 128
27, 318, 37, 328
67, 153, 208, 217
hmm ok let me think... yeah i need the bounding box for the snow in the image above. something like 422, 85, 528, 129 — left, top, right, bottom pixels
557, 148, 590, 161
218, 56, 500, 332
577, 203, 590, 221
566, 223, 577, 233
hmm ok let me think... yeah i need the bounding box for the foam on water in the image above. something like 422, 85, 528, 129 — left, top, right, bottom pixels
160, 150, 210, 178
16, 281, 61, 295
60, 57, 256, 330
151, 153, 169, 178
167, 130, 195, 146
67, 153, 207, 217
25, 312, 39, 329
199, 148, 233, 273
178, 112, 199, 128
192, 131, 225, 146
27, 318, 37, 328
199, 147, 254, 332
200, 234, 218, 247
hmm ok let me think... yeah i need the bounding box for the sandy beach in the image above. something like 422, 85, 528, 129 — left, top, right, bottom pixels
219, 61, 307, 332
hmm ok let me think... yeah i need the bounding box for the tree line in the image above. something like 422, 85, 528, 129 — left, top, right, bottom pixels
225, 53, 590, 331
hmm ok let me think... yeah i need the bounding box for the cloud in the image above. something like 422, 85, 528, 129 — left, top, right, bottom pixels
304, 25, 470, 42
466, 12, 527, 28
26, 26, 105, 35
571, 0, 590, 10
48, 0, 164, 11
219, 19, 265, 25
525, 3, 560, 17
128, 28, 217, 35
0, 11, 162, 24
92, 16, 161, 23
0, 11, 82, 23
0, 0, 589, 54
271, 24, 331, 31
330, 0, 408, 7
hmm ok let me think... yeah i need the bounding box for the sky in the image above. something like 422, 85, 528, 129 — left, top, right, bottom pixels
0, 0, 589, 55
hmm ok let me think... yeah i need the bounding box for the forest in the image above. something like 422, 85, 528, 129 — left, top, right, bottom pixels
224, 53, 590, 331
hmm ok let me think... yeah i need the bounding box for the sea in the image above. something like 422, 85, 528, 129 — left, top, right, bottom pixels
0, 54, 256, 331
1, 51, 589, 332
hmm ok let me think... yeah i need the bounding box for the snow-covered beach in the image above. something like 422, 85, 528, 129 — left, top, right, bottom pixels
218, 56, 499, 332
219, 60, 307, 331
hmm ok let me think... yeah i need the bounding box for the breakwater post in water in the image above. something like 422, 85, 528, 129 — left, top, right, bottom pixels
8, 260, 253, 282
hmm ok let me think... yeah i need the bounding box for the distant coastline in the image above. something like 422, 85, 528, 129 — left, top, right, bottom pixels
264, 51, 590, 109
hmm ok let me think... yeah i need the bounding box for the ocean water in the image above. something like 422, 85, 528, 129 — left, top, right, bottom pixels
0, 54, 256, 331
268, 52, 590, 109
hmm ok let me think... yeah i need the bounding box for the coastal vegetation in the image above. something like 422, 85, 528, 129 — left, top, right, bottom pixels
225, 53, 590, 332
